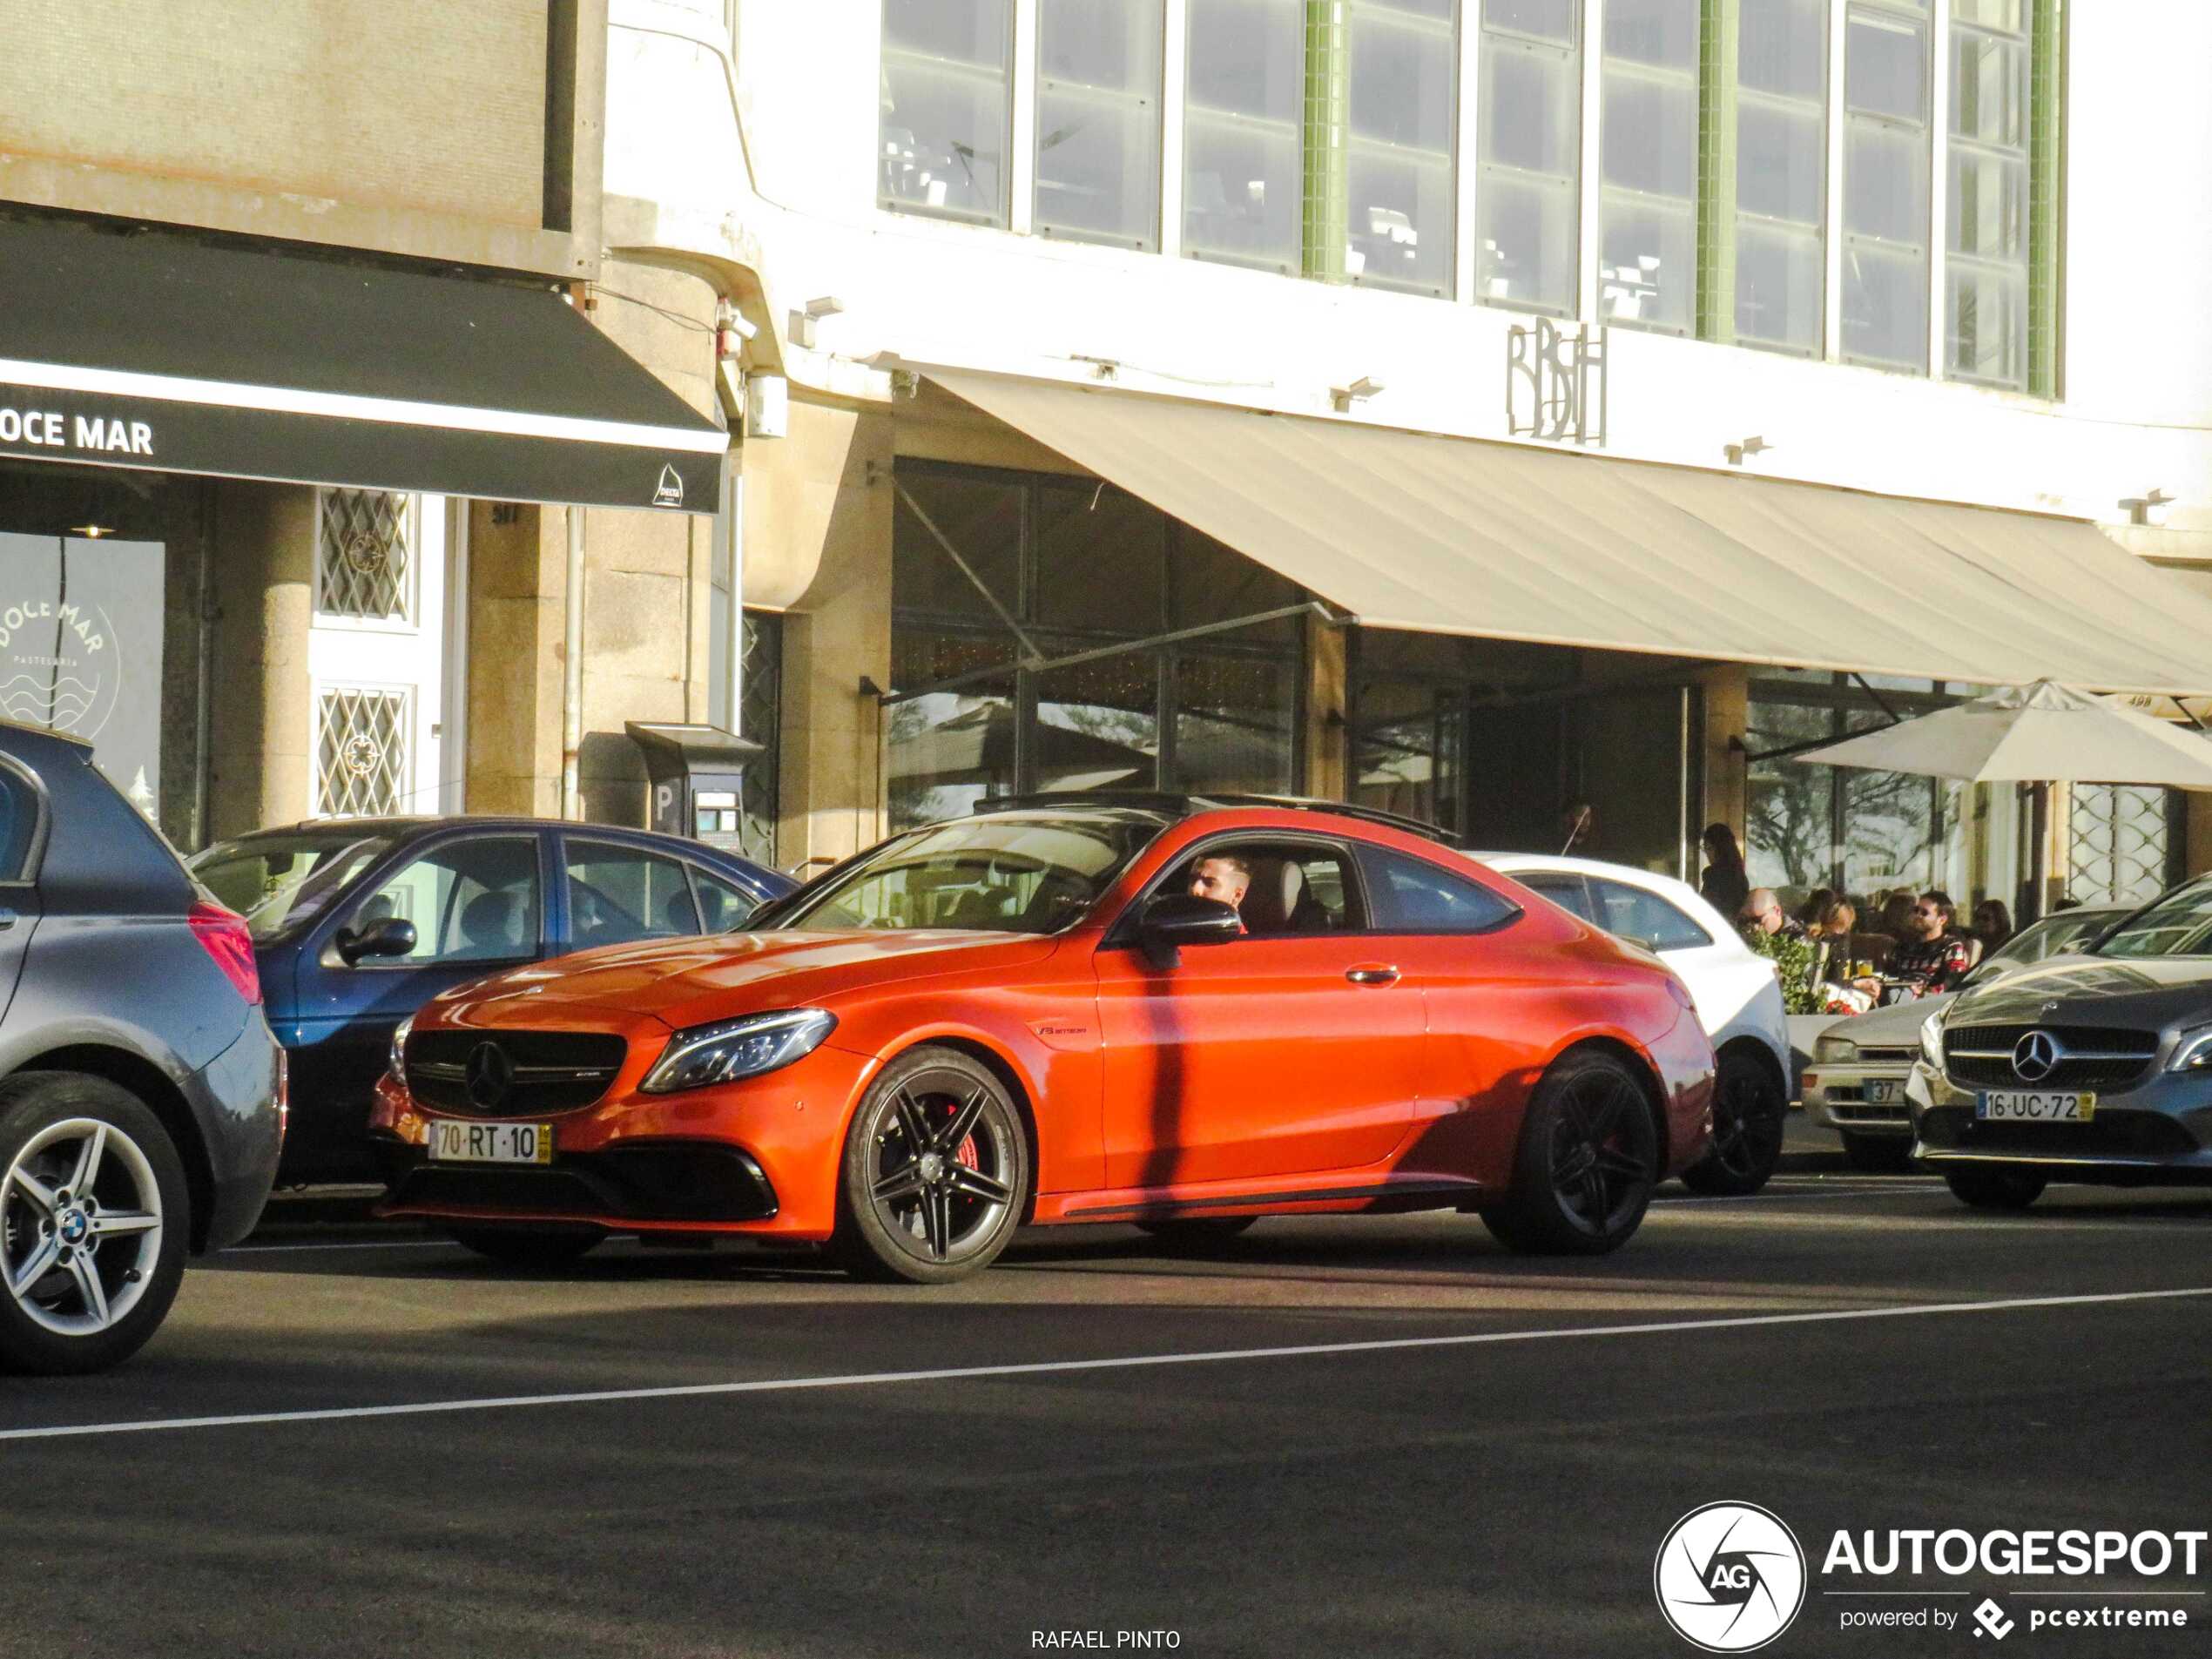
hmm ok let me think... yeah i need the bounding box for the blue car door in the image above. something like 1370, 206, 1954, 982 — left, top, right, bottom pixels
284, 829, 551, 1179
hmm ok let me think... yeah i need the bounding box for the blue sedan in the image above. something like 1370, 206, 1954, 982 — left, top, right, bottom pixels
188, 817, 794, 1184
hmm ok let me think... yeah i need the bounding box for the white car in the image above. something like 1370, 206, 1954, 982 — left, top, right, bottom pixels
1478, 853, 1792, 1195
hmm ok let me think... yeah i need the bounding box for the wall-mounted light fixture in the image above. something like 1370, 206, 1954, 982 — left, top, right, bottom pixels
1723, 435, 1770, 466
1331, 376, 1385, 413
790, 295, 845, 348
2120, 488, 2174, 526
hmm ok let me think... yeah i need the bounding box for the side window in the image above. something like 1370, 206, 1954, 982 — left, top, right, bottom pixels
1364, 848, 1521, 934
565, 842, 701, 950
1519, 871, 1597, 922
692, 868, 761, 932
1589, 878, 1713, 952
348, 837, 539, 964
1176, 840, 1365, 937
0, 763, 38, 880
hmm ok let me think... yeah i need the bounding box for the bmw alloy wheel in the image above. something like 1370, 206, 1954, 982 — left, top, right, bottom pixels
3, 1116, 167, 1339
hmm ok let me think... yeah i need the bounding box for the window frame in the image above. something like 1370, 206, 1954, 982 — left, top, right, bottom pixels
1474, 0, 1586, 318
1032, 0, 1168, 252
879, 0, 1019, 227
1587, 874, 1715, 952
559, 833, 706, 952
1357, 844, 1527, 935
326, 831, 547, 972
1103, 829, 1375, 946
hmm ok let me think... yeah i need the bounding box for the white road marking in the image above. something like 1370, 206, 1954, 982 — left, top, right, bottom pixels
4, 1284, 2207, 1444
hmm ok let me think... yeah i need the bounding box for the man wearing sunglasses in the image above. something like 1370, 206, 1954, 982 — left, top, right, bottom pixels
1885, 890, 1973, 999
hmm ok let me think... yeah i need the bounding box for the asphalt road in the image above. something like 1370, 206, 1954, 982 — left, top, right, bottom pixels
3, 1145, 2209, 1658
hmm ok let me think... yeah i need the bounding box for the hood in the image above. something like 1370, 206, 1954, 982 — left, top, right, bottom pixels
1946, 953, 2212, 1033
1831, 993, 1957, 1047
431, 927, 1059, 1032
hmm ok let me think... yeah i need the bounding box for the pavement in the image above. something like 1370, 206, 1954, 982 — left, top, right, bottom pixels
3, 1137, 2209, 1659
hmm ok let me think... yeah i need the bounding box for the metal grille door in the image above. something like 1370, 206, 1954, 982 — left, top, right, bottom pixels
317, 489, 412, 622
2068, 785, 2172, 907
315, 687, 410, 817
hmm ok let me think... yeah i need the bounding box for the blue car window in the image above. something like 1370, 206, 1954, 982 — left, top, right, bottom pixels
565, 843, 700, 949
348, 837, 540, 964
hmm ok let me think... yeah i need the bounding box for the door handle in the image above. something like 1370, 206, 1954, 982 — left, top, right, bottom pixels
1345, 963, 1399, 986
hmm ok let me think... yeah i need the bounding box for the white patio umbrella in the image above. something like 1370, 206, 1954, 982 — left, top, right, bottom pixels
1795, 680, 2212, 787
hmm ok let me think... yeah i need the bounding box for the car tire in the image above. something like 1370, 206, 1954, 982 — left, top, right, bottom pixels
1134, 1216, 1257, 1244
1840, 1132, 1917, 1174
447, 1225, 603, 1269
833, 1046, 1030, 1285
0, 1072, 191, 1376
1479, 1049, 1660, 1257
1941, 1163, 2047, 1211
1680, 1049, 1786, 1197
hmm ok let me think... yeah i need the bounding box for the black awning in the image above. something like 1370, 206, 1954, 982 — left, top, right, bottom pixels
0, 214, 726, 513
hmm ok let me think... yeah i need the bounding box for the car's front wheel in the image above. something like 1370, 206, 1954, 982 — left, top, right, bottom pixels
1479, 1049, 1660, 1256
833, 1046, 1031, 1285
1941, 1163, 2047, 1211
447, 1225, 602, 1269
1680, 1049, 1785, 1196
0, 1072, 190, 1375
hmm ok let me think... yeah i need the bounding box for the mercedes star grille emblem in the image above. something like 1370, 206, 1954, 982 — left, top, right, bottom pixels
465, 1041, 516, 1109
2012, 1029, 2063, 1084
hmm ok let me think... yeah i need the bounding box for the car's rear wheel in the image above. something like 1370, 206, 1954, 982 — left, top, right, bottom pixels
1941, 1163, 2047, 1211
833, 1047, 1030, 1285
0, 1073, 189, 1375
1479, 1049, 1660, 1256
447, 1225, 603, 1269
1134, 1216, 1257, 1244
1841, 1131, 1916, 1174
1680, 1049, 1785, 1196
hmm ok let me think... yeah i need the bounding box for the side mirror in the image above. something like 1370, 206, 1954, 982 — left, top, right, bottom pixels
336, 916, 418, 965
1137, 894, 1243, 969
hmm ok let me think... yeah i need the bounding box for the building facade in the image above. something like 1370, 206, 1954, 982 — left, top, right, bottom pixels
604, 0, 2212, 914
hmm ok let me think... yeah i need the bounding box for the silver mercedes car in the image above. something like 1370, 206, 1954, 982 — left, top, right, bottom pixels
1909, 878, 2212, 1209
1807, 907, 2126, 1171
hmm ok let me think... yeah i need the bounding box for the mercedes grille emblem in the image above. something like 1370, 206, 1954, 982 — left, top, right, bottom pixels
2012, 1029, 2063, 1085
465, 1041, 515, 1109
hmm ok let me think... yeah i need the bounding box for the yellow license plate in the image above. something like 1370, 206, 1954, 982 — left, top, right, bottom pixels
1975, 1091, 2095, 1123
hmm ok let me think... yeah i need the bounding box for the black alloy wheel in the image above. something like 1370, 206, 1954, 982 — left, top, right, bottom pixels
1681, 1049, 1786, 1196
1941, 1163, 2048, 1211
834, 1047, 1029, 1285
1840, 1131, 1917, 1174
1480, 1049, 1660, 1256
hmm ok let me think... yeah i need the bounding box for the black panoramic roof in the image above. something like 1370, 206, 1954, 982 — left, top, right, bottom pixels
970, 792, 1461, 847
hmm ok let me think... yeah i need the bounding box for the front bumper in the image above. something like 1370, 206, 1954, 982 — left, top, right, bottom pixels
369, 1040, 880, 1239
1804, 1063, 1915, 1137
1909, 1061, 2212, 1180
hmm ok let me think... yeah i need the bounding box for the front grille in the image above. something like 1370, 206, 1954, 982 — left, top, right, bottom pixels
380, 1141, 778, 1223
1856, 1046, 1918, 1064
406, 1030, 629, 1116
1944, 1024, 2159, 1092
1918, 1107, 2200, 1159
1830, 1103, 1909, 1125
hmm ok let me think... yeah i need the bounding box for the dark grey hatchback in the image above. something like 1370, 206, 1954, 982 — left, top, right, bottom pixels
0, 723, 282, 1372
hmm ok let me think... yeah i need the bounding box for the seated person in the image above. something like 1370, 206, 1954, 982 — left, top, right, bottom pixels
1187, 853, 1251, 928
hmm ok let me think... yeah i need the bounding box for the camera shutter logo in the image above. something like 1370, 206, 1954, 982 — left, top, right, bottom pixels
1654, 1502, 1807, 1652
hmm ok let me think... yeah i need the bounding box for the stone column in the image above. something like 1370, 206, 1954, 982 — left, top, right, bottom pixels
206, 482, 315, 837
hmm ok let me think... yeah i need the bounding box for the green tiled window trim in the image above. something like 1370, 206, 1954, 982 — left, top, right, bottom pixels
1301, 0, 1351, 282
1696, 0, 1741, 342
2027, 0, 2062, 398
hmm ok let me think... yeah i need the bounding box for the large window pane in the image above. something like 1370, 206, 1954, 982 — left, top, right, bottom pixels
1841, 4, 1930, 371
1600, 0, 1699, 333
1946, 10, 2029, 388
1172, 651, 1296, 793
351, 838, 541, 965
1035, 654, 1161, 792
1737, 219, 1824, 353
1170, 525, 1301, 633
892, 470, 1024, 622
1035, 0, 1163, 249
1476, 16, 1581, 314
1949, 149, 2026, 260
880, 0, 1013, 225
1946, 259, 2027, 387
566, 843, 700, 950
1034, 482, 1166, 634
1184, 0, 1303, 272
1951, 29, 2026, 145
887, 679, 1017, 830
1736, 0, 1826, 354
1738, 99, 1824, 223
1347, 1, 1457, 297
1741, 0, 1826, 98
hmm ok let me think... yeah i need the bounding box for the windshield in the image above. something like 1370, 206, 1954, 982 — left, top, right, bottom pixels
775, 813, 1161, 934
190, 831, 396, 941
2092, 882, 2212, 959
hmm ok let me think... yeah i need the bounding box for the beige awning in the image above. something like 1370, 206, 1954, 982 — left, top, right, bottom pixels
928, 369, 2212, 697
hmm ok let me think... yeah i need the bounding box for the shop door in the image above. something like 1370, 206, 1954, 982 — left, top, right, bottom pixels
305, 490, 452, 820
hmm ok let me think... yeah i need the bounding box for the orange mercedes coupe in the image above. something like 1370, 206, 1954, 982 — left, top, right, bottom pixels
369, 798, 1716, 1282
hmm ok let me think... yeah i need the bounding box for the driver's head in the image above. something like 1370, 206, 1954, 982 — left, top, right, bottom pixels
1188, 854, 1251, 911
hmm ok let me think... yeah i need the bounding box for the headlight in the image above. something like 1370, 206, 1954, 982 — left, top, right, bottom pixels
1919, 1008, 1946, 1068
388, 1014, 413, 1085
1814, 1033, 1858, 1066
2168, 1027, 2212, 1072
641, 1008, 836, 1094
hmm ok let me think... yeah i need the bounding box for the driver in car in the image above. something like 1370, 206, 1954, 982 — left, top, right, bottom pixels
1188, 853, 1251, 927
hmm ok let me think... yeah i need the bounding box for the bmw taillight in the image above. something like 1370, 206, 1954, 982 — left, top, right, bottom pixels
188, 901, 261, 1005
